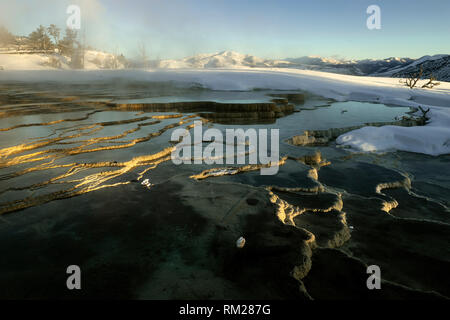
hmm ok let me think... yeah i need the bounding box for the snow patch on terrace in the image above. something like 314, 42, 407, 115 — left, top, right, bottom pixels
336, 107, 450, 156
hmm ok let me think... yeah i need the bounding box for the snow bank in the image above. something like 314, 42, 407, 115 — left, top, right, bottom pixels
83, 50, 125, 70
336, 106, 450, 156
0, 50, 124, 71
337, 125, 450, 156
0, 53, 70, 70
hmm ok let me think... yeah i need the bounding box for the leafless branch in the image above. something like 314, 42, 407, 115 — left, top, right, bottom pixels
421, 74, 440, 89
400, 66, 423, 88
418, 106, 430, 122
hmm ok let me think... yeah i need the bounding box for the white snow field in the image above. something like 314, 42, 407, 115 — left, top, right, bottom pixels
0, 67, 449, 156
0, 50, 124, 70
0, 53, 70, 70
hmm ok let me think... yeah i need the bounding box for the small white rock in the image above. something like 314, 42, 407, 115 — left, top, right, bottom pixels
236, 236, 246, 249
141, 179, 153, 188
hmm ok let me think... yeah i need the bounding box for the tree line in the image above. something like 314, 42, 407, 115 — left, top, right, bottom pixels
1, 25, 128, 69
0, 25, 79, 56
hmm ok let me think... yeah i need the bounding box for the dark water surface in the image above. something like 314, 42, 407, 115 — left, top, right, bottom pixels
0, 83, 448, 299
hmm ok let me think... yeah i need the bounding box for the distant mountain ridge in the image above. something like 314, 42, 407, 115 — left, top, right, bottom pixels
376, 55, 450, 81
155, 51, 291, 69
152, 51, 450, 81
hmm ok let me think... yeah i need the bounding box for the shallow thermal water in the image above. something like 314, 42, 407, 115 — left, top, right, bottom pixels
0, 82, 448, 299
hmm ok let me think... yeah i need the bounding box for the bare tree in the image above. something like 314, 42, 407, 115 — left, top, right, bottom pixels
400, 66, 441, 89
421, 74, 440, 89
414, 105, 431, 125
400, 66, 423, 89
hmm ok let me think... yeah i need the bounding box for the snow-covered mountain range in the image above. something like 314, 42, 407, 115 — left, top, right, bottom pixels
154, 51, 291, 69
152, 51, 450, 81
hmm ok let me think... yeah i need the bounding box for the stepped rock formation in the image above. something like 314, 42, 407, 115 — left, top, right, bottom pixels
0, 84, 448, 300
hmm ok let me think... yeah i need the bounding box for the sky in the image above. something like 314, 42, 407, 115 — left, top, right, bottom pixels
0, 0, 449, 60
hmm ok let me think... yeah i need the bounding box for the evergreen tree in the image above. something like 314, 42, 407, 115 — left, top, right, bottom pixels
47, 24, 61, 47
28, 25, 52, 50
59, 28, 78, 56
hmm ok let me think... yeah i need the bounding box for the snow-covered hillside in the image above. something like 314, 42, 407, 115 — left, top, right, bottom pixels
377, 55, 450, 81
0, 50, 125, 70
152, 51, 450, 81
0, 53, 70, 70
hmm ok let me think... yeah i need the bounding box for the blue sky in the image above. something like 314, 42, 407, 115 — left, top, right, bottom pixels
1, 0, 449, 60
